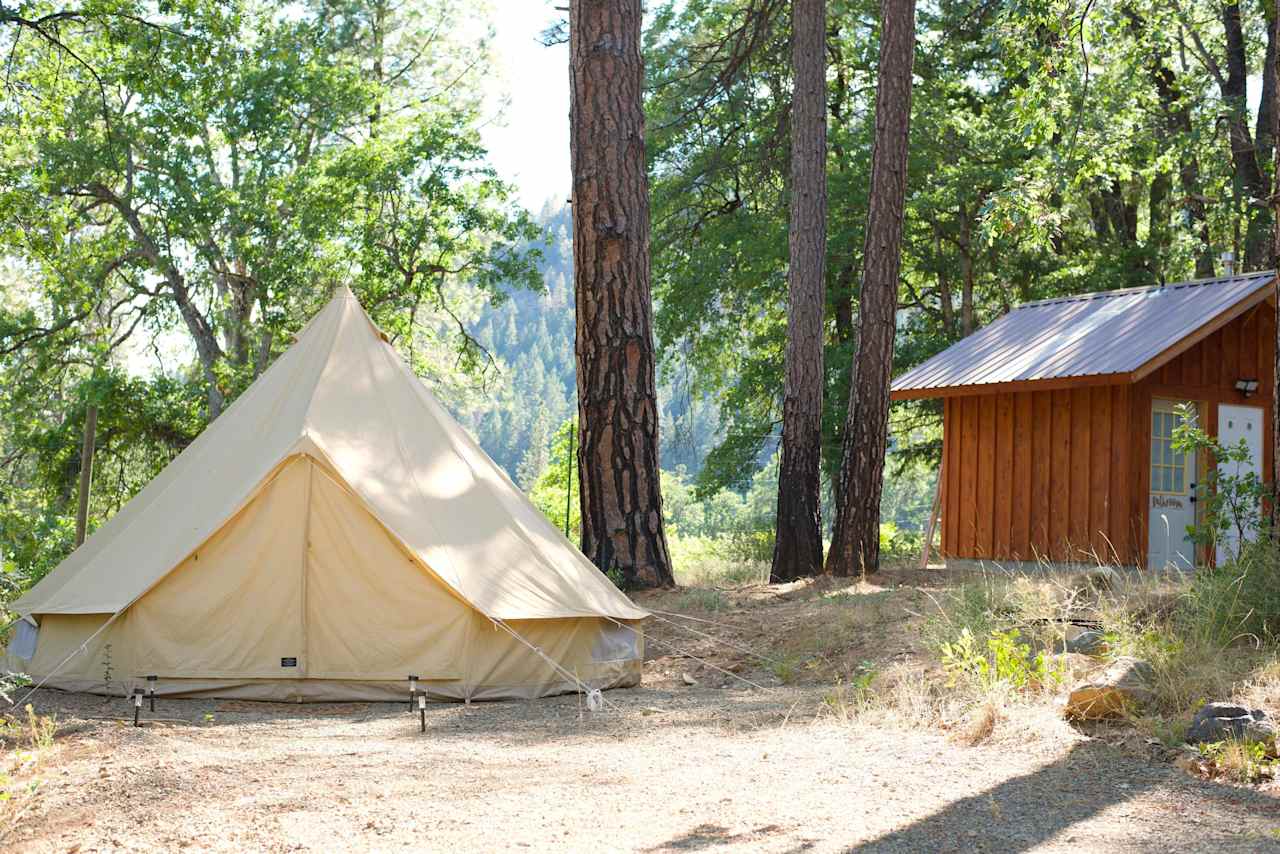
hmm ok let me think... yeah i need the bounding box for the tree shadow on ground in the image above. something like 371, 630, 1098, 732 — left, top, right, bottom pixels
842, 739, 1280, 853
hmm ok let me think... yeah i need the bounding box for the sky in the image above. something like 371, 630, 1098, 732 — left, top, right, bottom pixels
479, 1, 571, 213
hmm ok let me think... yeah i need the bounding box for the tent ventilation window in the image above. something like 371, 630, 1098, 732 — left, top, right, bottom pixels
592, 623, 640, 662
7, 619, 39, 660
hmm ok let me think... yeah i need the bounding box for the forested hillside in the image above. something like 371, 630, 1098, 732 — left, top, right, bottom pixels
458, 202, 723, 486
450, 200, 932, 554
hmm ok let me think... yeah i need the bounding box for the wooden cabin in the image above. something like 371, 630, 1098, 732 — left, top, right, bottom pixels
892, 271, 1277, 570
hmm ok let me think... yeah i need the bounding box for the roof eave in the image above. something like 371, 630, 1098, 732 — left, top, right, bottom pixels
891, 371, 1132, 400
1128, 281, 1275, 382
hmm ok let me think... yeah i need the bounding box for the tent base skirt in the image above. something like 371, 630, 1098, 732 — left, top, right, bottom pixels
25, 660, 641, 703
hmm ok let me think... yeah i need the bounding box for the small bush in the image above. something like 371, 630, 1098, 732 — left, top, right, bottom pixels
669, 535, 768, 587
939, 627, 1064, 692
1196, 737, 1277, 784
725, 529, 774, 564
879, 522, 923, 562
1178, 544, 1280, 646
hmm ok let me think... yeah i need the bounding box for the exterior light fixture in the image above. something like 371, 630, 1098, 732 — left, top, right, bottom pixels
1234, 378, 1259, 397
132, 688, 144, 727
408, 674, 419, 711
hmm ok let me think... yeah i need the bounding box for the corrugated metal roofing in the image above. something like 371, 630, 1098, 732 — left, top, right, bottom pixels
892, 271, 1276, 396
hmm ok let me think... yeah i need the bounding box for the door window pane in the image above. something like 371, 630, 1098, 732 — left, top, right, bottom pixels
1151, 405, 1192, 495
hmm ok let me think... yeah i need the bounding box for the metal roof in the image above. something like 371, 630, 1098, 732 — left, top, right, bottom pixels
891, 271, 1276, 397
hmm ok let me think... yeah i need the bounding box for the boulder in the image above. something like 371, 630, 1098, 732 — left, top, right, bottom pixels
1064, 656, 1155, 721
1185, 703, 1276, 746
1053, 626, 1108, 657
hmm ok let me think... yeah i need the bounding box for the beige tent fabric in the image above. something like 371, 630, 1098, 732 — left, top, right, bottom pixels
27, 613, 129, 687
13, 305, 344, 617
17, 453, 646, 701
23, 612, 643, 702
129, 459, 309, 678
14, 288, 646, 623
20, 460, 644, 700
303, 462, 470, 680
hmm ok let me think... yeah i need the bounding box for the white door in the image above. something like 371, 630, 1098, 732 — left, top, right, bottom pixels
1148, 402, 1197, 570
1215, 404, 1264, 565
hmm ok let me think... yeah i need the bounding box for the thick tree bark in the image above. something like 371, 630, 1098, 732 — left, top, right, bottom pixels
569, 0, 673, 588
771, 0, 827, 583
74, 404, 97, 547
825, 0, 915, 577
1271, 2, 1280, 536
1125, 6, 1215, 277
1220, 2, 1270, 270
1258, 7, 1276, 174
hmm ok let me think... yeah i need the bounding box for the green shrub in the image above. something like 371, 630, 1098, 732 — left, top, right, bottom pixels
939, 627, 1064, 691
879, 521, 923, 561
1171, 405, 1268, 563
1177, 543, 1280, 646
1196, 736, 1277, 784
725, 528, 774, 563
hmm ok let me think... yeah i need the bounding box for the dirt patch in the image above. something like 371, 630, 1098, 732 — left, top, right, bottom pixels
6, 570, 1280, 851
6, 686, 1280, 852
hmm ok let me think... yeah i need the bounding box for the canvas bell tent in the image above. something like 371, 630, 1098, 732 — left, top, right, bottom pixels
5, 288, 646, 702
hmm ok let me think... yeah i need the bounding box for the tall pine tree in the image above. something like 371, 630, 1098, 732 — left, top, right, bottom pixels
827, 0, 916, 576
771, 0, 827, 582
569, 0, 674, 587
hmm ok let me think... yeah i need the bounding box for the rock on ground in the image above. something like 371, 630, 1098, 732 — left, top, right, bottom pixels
1065, 657, 1155, 721
1186, 702, 1277, 747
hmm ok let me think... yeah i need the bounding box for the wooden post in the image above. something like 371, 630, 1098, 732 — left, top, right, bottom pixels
565, 422, 574, 541
920, 461, 942, 569
75, 404, 98, 547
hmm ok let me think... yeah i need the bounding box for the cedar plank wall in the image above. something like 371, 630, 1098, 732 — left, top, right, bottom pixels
940, 305, 1275, 566
942, 386, 1132, 563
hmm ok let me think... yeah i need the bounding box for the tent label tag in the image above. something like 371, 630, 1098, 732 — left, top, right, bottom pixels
281, 657, 297, 667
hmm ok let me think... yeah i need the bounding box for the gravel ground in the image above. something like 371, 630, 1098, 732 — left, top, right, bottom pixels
5, 684, 1280, 853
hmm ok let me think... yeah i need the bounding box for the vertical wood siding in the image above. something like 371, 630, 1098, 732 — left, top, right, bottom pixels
941, 386, 1134, 562
939, 305, 1275, 565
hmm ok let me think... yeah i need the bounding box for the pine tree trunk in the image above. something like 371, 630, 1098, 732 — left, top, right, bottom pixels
771, 0, 828, 583
569, 0, 674, 588
826, 0, 916, 577
1271, 2, 1280, 537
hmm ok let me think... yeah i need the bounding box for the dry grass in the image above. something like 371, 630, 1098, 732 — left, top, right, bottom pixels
950, 700, 1000, 746
1, 705, 59, 839
643, 548, 1280, 785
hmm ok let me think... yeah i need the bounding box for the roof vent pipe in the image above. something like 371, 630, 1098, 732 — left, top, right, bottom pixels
1221, 252, 1235, 277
